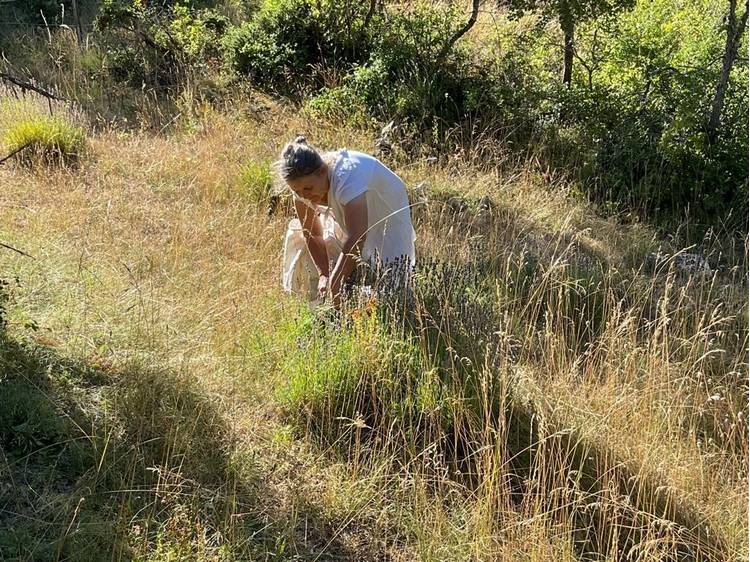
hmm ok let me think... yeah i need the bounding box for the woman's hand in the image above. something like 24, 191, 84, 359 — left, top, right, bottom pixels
317, 275, 329, 300
328, 194, 368, 309
329, 276, 343, 308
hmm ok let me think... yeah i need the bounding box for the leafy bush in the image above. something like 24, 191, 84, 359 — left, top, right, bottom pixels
168, 6, 230, 61
2, 116, 86, 166
222, 19, 297, 85
276, 307, 454, 449
306, 5, 545, 150
222, 0, 377, 93
550, 0, 749, 223
95, 0, 231, 88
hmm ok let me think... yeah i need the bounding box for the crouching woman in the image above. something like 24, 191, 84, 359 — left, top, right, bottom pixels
278, 136, 416, 306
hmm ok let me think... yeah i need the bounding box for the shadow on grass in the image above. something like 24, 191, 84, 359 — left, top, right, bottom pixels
282, 273, 736, 562
503, 391, 732, 562
0, 331, 360, 561
291, 338, 733, 561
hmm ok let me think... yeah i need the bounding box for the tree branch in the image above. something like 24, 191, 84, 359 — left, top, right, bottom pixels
0, 143, 31, 166
436, 0, 481, 63
0, 71, 65, 101
0, 241, 35, 260
363, 0, 377, 29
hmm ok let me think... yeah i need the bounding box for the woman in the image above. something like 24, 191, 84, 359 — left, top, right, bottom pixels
279, 136, 416, 306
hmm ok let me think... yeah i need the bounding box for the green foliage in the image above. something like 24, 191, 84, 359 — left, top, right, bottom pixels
0, 330, 270, 560
6, 0, 744, 224
2, 115, 86, 166
222, 18, 297, 84
507, 0, 636, 24
237, 159, 273, 204
169, 6, 230, 60
95, 0, 231, 88
556, 0, 748, 222
94, 0, 147, 30
311, 0, 746, 224
0, 338, 112, 560
222, 0, 377, 92
307, 4, 539, 145
87, 0, 749, 224
277, 307, 454, 446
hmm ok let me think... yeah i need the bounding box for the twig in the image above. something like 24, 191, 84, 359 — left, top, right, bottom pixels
0, 241, 35, 260
0, 143, 31, 166
0, 72, 65, 101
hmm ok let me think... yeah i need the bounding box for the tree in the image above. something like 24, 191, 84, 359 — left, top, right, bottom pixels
706, 0, 748, 146
436, 0, 482, 63
507, 0, 634, 86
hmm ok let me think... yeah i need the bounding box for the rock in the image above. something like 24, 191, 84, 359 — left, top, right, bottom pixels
446, 196, 469, 213
646, 251, 712, 275
375, 120, 396, 157
675, 252, 712, 274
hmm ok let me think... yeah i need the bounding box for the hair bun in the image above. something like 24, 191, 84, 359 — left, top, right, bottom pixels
294, 135, 308, 144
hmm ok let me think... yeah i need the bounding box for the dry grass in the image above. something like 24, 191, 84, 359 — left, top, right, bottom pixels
0, 91, 746, 561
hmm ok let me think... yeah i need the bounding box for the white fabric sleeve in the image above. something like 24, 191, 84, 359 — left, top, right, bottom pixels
335, 158, 370, 205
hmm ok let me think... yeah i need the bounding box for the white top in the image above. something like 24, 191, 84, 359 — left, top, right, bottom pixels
297, 149, 416, 266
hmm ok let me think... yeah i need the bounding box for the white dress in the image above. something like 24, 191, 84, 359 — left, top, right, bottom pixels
325, 149, 416, 265
282, 149, 416, 299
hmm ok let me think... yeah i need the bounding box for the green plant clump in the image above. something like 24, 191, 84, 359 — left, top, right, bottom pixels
3, 116, 86, 166
237, 160, 274, 205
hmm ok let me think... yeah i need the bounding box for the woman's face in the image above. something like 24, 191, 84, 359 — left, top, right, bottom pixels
287, 166, 329, 205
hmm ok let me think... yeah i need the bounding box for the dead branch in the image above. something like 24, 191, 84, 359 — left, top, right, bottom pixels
0, 71, 65, 101
0, 241, 35, 260
0, 143, 31, 166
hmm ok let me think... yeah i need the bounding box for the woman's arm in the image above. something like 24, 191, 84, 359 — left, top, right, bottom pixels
294, 198, 329, 278
329, 194, 368, 305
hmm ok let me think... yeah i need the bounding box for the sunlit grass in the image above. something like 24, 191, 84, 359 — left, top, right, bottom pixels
2, 115, 86, 164
0, 99, 746, 561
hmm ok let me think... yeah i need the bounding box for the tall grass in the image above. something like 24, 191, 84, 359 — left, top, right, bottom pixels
0, 98, 746, 560
277, 185, 748, 560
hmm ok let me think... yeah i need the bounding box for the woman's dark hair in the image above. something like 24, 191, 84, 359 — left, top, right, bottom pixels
278, 135, 324, 180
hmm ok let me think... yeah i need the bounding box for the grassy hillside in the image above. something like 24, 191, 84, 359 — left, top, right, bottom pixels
2, 0, 747, 225
0, 90, 746, 561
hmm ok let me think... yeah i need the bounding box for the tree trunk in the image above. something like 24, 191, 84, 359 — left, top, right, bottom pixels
560, 1, 574, 87
707, 0, 749, 145
436, 0, 481, 64
363, 0, 377, 29
71, 0, 83, 43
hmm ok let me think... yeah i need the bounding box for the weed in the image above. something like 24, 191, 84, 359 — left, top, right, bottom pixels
2, 115, 85, 166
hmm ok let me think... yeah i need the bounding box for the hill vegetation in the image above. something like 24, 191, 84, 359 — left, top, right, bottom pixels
0, 1, 747, 560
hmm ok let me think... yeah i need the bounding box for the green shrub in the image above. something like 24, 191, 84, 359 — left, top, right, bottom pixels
96, 0, 231, 89
304, 5, 542, 148
237, 160, 273, 205
222, 19, 296, 85
3, 116, 86, 166
168, 6, 230, 61
547, 0, 749, 224
222, 0, 377, 93
277, 307, 451, 447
